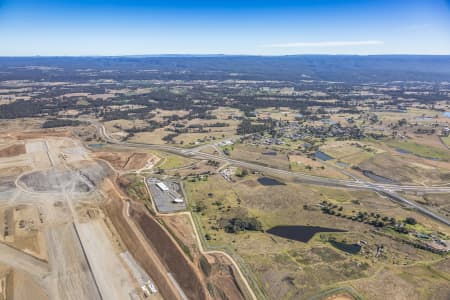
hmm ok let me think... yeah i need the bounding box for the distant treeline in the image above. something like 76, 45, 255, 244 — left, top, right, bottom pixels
0, 101, 44, 119
42, 118, 84, 128
1, 55, 450, 83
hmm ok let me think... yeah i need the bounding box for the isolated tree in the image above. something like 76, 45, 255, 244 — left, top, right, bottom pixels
405, 217, 417, 225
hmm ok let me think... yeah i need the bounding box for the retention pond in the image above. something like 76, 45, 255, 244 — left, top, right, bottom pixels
257, 177, 285, 186
329, 240, 361, 254
267, 225, 346, 243
314, 151, 334, 161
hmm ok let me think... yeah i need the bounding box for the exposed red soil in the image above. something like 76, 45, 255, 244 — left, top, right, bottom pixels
160, 214, 199, 258
133, 206, 209, 300
93, 152, 155, 170
0, 144, 26, 157
13, 130, 71, 139
203, 253, 248, 300
124, 153, 153, 169
161, 214, 248, 300
102, 195, 180, 300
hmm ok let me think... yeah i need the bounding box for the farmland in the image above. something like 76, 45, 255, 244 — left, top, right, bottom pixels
184, 173, 449, 299
0, 56, 449, 300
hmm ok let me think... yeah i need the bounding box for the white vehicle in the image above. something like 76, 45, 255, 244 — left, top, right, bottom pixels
173, 198, 184, 203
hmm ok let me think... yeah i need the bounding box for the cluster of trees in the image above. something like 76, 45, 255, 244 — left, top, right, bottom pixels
319, 200, 417, 232
237, 119, 274, 135
223, 217, 262, 233
124, 121, 161, 134
235, 168, 249, 177
206, 160, 220, 167
101, 108, 156, 122
42, 118, 83, 128
206, 122, 230, 127
187, 174, 209, 182
191, 202, 207, 213
0, 100, 44, 119
162, 133, 179, 143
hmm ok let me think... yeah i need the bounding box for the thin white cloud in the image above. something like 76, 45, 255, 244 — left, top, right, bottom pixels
398, 24, 432, 31
265, 40, 384, 48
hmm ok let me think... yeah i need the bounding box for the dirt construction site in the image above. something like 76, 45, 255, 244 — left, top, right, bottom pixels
0, 129, 248, 300
0, 133, 142, 300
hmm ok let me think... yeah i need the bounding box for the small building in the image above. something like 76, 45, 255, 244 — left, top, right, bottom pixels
156, 182, 169, 192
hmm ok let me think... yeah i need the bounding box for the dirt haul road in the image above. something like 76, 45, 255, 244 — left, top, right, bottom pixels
76, 220, 135, 300
0, 241, 49, 283
46, 224, 102, 300
103, 194, 182, 300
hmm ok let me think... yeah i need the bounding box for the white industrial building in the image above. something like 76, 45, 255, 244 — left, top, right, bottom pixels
156, 182, 169, 191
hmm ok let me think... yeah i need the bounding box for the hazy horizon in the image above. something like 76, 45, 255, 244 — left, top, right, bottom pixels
2, 54, 450, 58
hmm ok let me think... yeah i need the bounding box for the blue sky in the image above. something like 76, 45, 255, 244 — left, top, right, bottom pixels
0, 0, 449, 55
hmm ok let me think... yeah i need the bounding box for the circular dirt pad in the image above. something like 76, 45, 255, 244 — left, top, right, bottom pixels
17, 168, 91, 193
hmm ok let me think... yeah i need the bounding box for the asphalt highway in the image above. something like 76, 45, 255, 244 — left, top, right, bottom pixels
94, 122, 450, 226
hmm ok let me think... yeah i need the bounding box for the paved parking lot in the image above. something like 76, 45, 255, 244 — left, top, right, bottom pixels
146, 178, 187, 213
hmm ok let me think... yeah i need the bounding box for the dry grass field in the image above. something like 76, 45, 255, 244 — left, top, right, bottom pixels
173, 131, 233, 146
320, 141, 384, 166
442, 136, 450, 147
184, 173, 450, 300
157, 154, 194, 170
210, 107, 244, 119
385, 139, 450, 162
359, 152, 450, 185
398, 192, 450, 219
230, 144, 291, 170
128, 128, 169, 145
255, 107, 299, 121
288, 154, 349, 179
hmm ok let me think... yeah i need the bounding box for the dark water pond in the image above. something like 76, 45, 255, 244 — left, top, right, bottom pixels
315, 151, 333, 161
396, 148, 410, 154
257, 177, 285, 186
362, 170, 396, 184
262, 151, 277, 156
330, 240, 361, 254
267, 225, 346, 243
